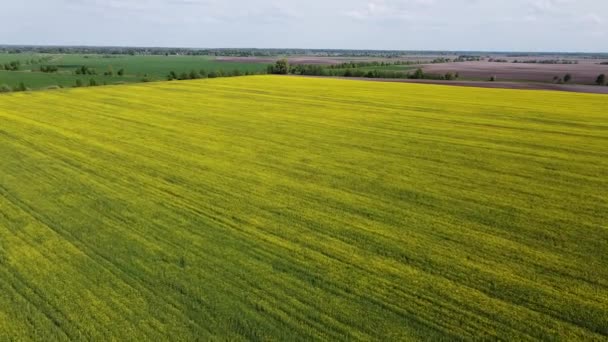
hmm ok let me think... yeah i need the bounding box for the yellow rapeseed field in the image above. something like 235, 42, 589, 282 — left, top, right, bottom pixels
0, 76, 607, 340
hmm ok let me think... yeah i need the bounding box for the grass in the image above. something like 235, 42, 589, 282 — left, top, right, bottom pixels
0, 76, 607, 340
0, 53, 268, 89
0, 70, 140, 89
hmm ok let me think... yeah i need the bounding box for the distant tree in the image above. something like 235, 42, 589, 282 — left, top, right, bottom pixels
271, 59, 290, 74
412, 68, 425, 79
14, 82, 27, 92
8, 61, 20, 71
189, 70, 200, 79
117, 68, 125, 76
75, 65, 96, 75
454, 72, 460, 79
89, 79, 97, 86
444, 72, 454, 81
596, 74, 606, 85
553, 76, 559, 83
40, 65, 58, 73
564, 73, 572, 83
75, 79, 83, 87
179, 72, 189, 80
0, 84, 11, 93
489, 75, 497, 82
167, 71, 178, 80
208, 71, 218, 78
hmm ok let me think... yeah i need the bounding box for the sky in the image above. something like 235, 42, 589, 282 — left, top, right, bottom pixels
0, 0, 606, 52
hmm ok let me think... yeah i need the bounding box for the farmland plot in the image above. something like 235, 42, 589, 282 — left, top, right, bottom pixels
0, 76, 607, 340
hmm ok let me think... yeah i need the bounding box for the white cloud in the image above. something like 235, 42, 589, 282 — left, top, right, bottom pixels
580, 13, 603, 25
344, 0, 437, 21
530, 0, 574, 15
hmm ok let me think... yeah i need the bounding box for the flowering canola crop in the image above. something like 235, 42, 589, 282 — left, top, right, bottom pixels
0, 76, 607, 340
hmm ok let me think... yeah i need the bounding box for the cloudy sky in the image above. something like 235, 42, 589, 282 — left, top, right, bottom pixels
1, 0, 606, 52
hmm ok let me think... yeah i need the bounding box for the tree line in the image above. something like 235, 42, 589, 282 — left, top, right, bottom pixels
166, 68, 261, 81
0, 82, 28, 93
0, 60, 21, 71
267, 59, 459, 81
549, 73, 607, 86
1, 57, 56, 71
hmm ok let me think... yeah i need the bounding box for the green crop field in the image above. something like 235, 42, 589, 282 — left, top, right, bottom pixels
0, 76, 607, 340
0, 53, 268, 90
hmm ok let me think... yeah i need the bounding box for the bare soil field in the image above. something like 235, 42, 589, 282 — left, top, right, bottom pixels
298, 76, 608, 94
216, 56, 443, 65
422, 61, 608, 84
216, 56, 341, 65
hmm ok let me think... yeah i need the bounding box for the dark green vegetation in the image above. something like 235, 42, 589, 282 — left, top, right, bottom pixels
0, 53, 268, 90
268, 59, 452, 80
0, 76, 607, 340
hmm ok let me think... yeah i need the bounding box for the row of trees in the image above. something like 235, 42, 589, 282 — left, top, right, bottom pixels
488, 58, 509, 63
454, 55, 482, 62
0, 82, 29, 92
74, 65, 125, 76
40, 65, 59, 73
516, 59, 578, 64
551, 73, 573, 84
24, 57, 53, 65
1, 57, 57, 72
4, 62, 127, 76
268, 59, 459, 81
550, 73, 607, 85
74, 79, 103, 87
74, 66, 98, 75
103, 68, 125, 76
0, 60, 21, 71
167, 68, 259, 81
325, 60, 418, 70
1, 46, 472, 58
